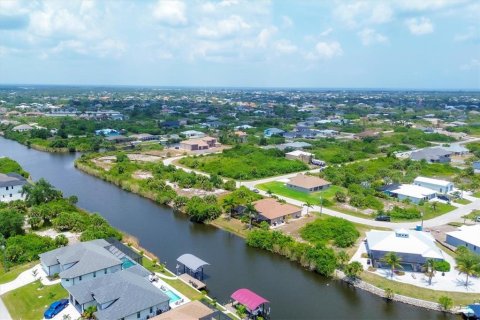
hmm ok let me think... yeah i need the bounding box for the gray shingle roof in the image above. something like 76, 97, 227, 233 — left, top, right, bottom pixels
410, 147, 451, 161
177, 254, 209, 272
0, 173, 27, 188
67, 267, 170, 320
39, 239, 122, 278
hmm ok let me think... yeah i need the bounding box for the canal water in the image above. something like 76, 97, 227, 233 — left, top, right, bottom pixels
0, 137, 452, 320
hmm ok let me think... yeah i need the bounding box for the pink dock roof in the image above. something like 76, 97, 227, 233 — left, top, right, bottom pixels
231, 288, 269, 311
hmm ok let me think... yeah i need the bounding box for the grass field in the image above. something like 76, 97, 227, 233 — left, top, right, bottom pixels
2, 281, 67, 320
0, 261, 37, 285
421, 202, 456, 220
454, 198, 471, 205
256, 181, 345, 205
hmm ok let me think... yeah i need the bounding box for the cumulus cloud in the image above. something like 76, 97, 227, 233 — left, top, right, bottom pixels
307, 41, 343, 60
405, 17, 434, 35
319, 27, 333, 37
257, 26, 277, 48
274, 39, 297, 54
334, 2, 392, 28
153, 0, 187, 26
460, 58, 480, 70
358, 28, 388, 46
196, 15, 250, 39
281, 15, 293, 28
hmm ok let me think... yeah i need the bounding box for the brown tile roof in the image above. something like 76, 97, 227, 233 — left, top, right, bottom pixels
253, 198, 301, 220
287, 174, 330, 189
152, 301, 214, 320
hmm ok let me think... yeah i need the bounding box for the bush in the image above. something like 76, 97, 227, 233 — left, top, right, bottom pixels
300, 217, 360, 248
5, 234, 57, 264
0, 209, 24, 238
388, 206, 421, 220
438, 296, 453, 311
433, 260, 451, 272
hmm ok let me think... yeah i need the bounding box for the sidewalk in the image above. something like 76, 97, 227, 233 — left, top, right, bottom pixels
0, 264, 60, 295
0, 297, 12, 320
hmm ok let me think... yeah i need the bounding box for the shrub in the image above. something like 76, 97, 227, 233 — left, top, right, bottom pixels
438, 296, 453, 311
300, 217, 360, 248
5, 234, 57, 264
434, 260, 451, 272
388, 206, 421, 219
0, 208, 24, 238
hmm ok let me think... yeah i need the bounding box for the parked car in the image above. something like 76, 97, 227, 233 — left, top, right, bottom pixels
44, 299, 69, 319
437, 195, 450, 201
375, 215, 391, 222
252, 188, 260, 193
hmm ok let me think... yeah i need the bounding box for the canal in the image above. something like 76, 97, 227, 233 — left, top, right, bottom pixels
0, 137, 452, 319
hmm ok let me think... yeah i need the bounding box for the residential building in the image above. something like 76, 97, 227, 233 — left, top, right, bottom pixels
286, 174, 331, 193
152, 300, 223, 320
263, 128, 285, 137
130, 133, 159, 141
180, 137, 219, 151
181, 130, 206, 139
366, 229, 445, 272
95, 129, 120, 136
234, 131, 247, 143
39, 239, 125, 287
67, 266, 170, 320
441, 144, 469, 156
446, 225, 480, 255
12, 124, 33, 132
413, 176, 454, 194
0, 172, 27, 202
410, 147, 451, 163
253, 198, 302, 226
383, 184, 436, 204
285, 150, 313, 164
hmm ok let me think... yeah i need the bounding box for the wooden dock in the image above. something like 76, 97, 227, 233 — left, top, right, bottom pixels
179, 273, 207, 290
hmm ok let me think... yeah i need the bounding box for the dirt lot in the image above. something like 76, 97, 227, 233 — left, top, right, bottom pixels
277, 214, 318, 241
132, 170, 154, 180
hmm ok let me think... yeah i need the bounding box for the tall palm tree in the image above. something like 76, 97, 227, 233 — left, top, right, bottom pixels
222, 198, 236, 220
424, 259, 436, 285
456, 254, 480, 287
304, 201, 313, 217
244, 203, 257, 230
382, 252, 403, 278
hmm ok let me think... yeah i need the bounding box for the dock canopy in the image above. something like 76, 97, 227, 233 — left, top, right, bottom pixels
231, 288, 269, 311
462, 304, 480, 318
177, 254, 209, 272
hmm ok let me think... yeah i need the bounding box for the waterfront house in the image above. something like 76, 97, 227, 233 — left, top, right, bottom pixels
366, 229, 445, 272
409, 147, 451, 163
413, 176, 453, 194
263, 128, 285, 137
67, 266, 170, 320
39, 239, 127, 287
181, 130, 206, 139
0, 173, 27, 202
253, 198, 302, 226
285, 150, 313, 164
152, 300, 220, 320
382, 184, 436, 204
286, 174, 331, 193
12, 124, 33, 132
446, 225, 480, 255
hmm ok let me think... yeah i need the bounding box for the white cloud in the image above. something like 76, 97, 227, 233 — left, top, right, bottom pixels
334, 1, 392, 28
405, 17, 434, 35
319, 27, 333, 37
460, 58, 480, 70
196, 15, 250, 39
396, 0, 469, 11
281, 15, 293, 28
308, 41, 343, 60
274, 39, 297, 54
358, 28, 388, 46
454, 27, 478, 42
257, 26, 277, 47
153, 0, 187, 26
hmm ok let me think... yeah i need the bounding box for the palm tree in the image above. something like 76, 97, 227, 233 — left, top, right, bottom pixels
304, 201, 313, 217
456, 254, 480, 287
244, 203, 257, 230
382, 252, 403, 278
337, 251, 349, 269
222, 198, 236, 220
424, 259, 436, 285
430, 201, 438, 212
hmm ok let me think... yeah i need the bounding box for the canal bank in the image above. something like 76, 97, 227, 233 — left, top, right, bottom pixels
0, 137, 453, 319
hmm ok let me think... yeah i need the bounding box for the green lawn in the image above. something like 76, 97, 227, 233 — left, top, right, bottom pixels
256, 181, 345, 205
0, 261, 38, 285
454, 198, 471, 205
2, 281, 68, 320
421, 202, 456, 220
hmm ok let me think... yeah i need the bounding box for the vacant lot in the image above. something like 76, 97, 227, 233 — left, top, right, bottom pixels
257, 181, 345, 205
179, 145, 308, 180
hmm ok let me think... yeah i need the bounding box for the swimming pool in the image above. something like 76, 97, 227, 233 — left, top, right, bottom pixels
121, 257, 136, 269
164, 289, 182, 303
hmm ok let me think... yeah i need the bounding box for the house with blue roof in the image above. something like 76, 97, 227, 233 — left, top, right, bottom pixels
264, 128, 285, 137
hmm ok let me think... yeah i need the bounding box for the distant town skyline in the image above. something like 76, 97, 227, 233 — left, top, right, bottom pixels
0, 0, 479, 89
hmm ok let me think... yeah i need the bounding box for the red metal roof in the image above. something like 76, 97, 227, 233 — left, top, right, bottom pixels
231, 288, 269, 311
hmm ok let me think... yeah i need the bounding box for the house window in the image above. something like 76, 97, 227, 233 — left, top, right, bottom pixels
150, 307, 153, 313
137, 312, 140, 318
93, 272, 96, 278
79, 276, 82, 281
104, 269, 107, 274
5, 186, 8, 190
9, 194, 12, 197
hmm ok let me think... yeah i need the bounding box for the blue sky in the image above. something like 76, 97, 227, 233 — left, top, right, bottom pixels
0, 0, 479, 89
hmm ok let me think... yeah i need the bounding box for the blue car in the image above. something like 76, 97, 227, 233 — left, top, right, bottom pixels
44, 299, 69, 319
